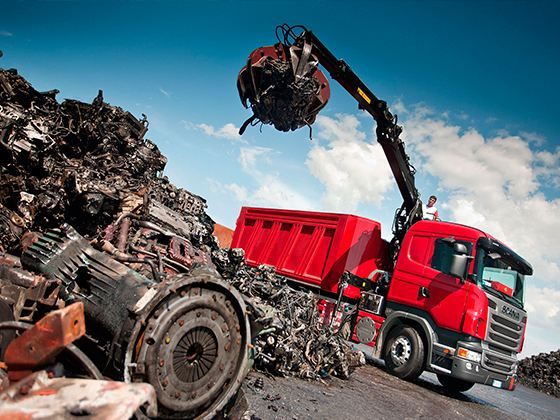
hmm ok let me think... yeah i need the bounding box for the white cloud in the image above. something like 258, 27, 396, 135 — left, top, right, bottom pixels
224, 183, 248, 202
400, 105, 560, 355
159, 88, 170, 97
197, 123, 241, 140
214, 146, 314, 211
402, 109, 560, 265
520, 131, 546, 145
523, 286, 560, 356
0, 31, 12, 37
525, 286, 560, 330
392, 99, 408, 115
183, 121, 245, 142
242, 177, 314, 210
305, 114, 394, 212
220, 177, 314, 210
314, 113, 366, 143
239, 146, 273, 172
457, 111, 470, 121
534, 147, 560, 187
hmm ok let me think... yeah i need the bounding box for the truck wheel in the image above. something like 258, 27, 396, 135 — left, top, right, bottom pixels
383, 325, 424, 380
437, 374, 475, 393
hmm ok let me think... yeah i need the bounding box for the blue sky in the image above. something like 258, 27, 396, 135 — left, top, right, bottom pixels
2, 0, 559, 355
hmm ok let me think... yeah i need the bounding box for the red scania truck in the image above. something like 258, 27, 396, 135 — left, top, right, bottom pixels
233, 25, 533, 392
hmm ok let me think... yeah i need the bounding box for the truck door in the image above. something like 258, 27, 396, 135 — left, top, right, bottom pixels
422, 238, 473, 332
388, 235, 473, 333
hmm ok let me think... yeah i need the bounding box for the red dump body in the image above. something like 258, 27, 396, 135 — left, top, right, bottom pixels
231, 207, 390, 299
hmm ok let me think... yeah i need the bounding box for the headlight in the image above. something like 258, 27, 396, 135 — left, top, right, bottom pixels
457, 347, 482, 363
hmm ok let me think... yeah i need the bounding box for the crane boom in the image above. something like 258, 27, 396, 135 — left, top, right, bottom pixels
295, 29, 422, 245
237, 25, 424, 250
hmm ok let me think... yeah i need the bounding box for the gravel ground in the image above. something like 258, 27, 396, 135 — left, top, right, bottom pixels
241, 360, 560, 420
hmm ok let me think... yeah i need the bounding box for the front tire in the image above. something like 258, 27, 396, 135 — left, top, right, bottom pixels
383, 325, 425, 380
437, 374, 475, 393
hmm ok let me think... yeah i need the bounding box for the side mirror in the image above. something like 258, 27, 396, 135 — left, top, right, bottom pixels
449, 243, 470, 281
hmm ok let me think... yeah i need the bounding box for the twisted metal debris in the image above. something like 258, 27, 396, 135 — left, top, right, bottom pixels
241, 58, 322, 133
225, 264, 365, 380
0, 68, 214, 249
0, 66, 363, 417
518, 350, 560, 398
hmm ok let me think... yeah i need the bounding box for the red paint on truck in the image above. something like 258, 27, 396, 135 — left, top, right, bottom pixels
232, 207, 390, 299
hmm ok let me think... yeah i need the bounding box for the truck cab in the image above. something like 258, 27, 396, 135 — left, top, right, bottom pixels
379, 220, 531, 391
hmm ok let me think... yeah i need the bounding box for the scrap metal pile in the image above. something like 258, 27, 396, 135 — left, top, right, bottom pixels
0, 67, 363, 417
0, 67, 251, 419
517, 349, 560, 398
225, 264, 365, 380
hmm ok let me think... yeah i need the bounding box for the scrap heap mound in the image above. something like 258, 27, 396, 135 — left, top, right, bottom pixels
517, 349, 560, 398
223, 263, 365, 379
0, 68, 215, 251
0, 66, 363, 414
0, 67, 251, 418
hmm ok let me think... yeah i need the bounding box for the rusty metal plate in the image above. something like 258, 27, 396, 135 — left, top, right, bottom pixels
4, 302, 85, 381
0, 371, 157, 419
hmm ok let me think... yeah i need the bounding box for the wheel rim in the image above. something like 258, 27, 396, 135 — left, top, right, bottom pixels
390, 335, 412, 366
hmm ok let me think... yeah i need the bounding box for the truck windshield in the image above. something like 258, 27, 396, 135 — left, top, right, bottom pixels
475, 247, 526, 308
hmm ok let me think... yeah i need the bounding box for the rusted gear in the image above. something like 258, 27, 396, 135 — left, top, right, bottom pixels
134, 268, 250, 419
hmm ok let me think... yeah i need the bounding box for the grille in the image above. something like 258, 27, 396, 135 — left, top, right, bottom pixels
492, 314, 522, 331
488, 343, 512, 356
482, 351, 517, 375
486, 303, 524, 352
489, 332, 518, 348
483, 296, 526, 375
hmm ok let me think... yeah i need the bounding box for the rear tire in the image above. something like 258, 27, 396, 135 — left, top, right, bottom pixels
437, 374, 475, 393
383, 325, 424, 380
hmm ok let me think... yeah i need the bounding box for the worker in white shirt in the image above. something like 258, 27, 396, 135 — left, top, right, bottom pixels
422, 195, 440, 221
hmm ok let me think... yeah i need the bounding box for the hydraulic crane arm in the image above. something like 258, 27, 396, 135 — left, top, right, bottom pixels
237, 24, 424, 250
294, 29, 422, 243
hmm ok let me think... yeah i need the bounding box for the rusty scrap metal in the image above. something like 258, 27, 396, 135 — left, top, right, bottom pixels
4, 302, 85, 381
0, 66, 365, 418
0, 319, 103, 384
226, 264, 365, 380
0, 371, 158, 419
0, 266, 60, 323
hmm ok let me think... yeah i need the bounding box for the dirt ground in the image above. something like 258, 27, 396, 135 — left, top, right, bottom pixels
240, 360, 559, 420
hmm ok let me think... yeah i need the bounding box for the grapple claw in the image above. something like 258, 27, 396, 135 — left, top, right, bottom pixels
237, 40, 330, 134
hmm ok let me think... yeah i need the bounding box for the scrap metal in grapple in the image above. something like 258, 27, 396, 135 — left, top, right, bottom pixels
237, 25, 330, 135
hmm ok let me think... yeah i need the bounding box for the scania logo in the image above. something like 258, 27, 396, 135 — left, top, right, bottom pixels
501, 305, 520, 321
